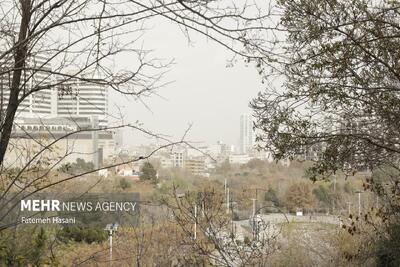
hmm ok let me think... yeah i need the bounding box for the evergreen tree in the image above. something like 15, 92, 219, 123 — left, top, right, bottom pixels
140, 162, 157, 183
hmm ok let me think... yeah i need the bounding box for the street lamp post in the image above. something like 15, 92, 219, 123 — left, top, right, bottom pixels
355, 190, 363, 217
105, 223, 119, 267
244, 188, 268, 215
226, 187, 230, 214
347, 201, 351, 215
251, 198, 257, 216
224, 178, 227, 196
194, 204, 197, 240
332, 175, 337, 213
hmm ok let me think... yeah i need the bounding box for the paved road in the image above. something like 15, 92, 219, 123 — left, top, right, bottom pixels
210, 214, 341, 266
232, 213, 341, 241
259, 213, 341, 225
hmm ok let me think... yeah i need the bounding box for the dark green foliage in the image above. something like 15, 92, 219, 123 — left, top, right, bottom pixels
119, 178, 131, 190
30, 228, 47, 267
58, 158, 94, 175
57, 226, 107, 244
140, 162, 157, 182
312, 185, 331, 205
376, 223, 400, 267
264, 188, 280, 207
0, 227, 51, 267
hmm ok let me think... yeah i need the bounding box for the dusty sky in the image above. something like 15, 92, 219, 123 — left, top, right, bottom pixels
109, 19, 264, 148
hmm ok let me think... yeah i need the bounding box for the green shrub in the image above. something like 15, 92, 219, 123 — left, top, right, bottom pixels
57, 226, 107, 244
119, 178, 131, 190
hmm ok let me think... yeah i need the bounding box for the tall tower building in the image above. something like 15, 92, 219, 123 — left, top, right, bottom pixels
0, 54, 54, 118
57, 78, 108, 127
239, 114, 254, 154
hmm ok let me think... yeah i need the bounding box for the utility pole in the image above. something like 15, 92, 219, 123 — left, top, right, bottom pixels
194, 205, 197, 240
355, 190, 363, 216
347, 202, 351, 215
332, 175, 337, 214
224, 178, 227, 195
226, 188, 230, 214
333, 175, 336, 193
105, 223, 119, 267
110, 234, 112, 265
251, 198, 257, 216
255, 189, 258, 214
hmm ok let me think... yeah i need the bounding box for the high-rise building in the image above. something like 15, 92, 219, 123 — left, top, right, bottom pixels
57, 77, 108, 127
1, 53, 109, 127
239, 114, 254, 154
0, 54, 55, 118
1, 54, 114, 168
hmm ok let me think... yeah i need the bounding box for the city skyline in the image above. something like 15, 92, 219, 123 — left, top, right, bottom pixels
0, 15, 264, 149
0, 50, 258, 156
0, 19, 264, 152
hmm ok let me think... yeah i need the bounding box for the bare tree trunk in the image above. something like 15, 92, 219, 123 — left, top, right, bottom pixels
0, 0, 31, 166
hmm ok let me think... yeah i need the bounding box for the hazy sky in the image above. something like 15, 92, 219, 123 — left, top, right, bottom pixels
109, 19, 264, 148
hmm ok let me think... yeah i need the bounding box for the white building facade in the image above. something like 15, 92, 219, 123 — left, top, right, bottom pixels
57, 77, 108, 127
239, 114, 254, 154
0, 54, 56, 118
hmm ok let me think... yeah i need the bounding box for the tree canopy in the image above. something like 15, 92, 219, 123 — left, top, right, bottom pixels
140, 162, 157, 182
251, 1, 400, 264
284, 182, 315, 211
251, 0, 400, 180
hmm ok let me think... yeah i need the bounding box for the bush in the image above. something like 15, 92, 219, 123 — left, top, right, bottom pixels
376, 223, 400, 267
119, 178, 131, 190
58, 158, 94, 175
57, 226, 107, 244
140, 162, 157, 183
264, 188, 280, 207
343, 182, 354, 194
312, 184, 332, 206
